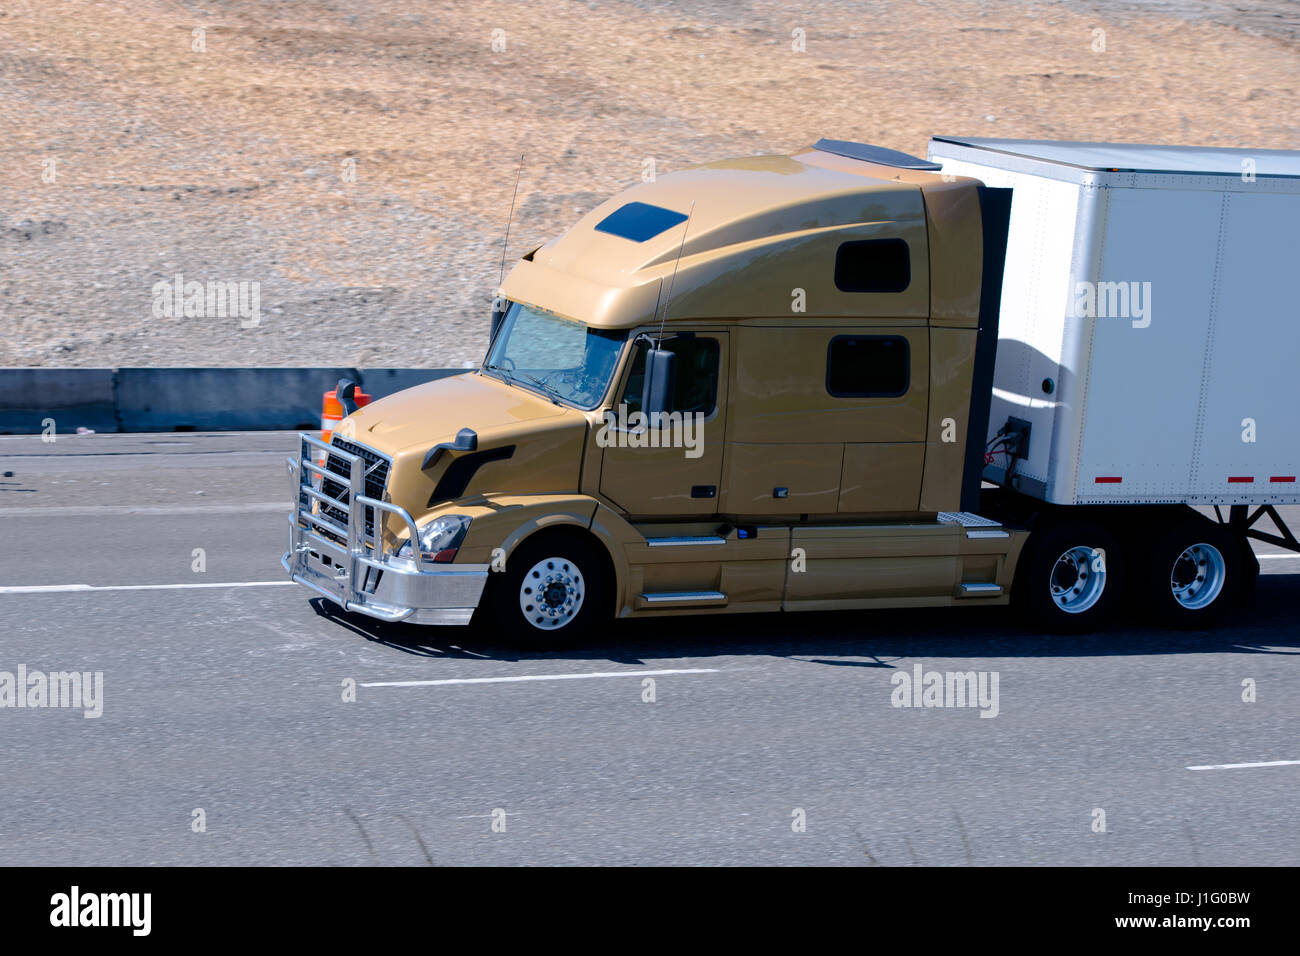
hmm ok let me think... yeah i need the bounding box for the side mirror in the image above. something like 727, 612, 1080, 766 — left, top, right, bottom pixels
640, 346, 676, 417
335, 378, 359, 415
423, 427, 479, 470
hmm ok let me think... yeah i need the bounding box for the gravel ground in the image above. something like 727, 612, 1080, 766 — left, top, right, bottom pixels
0, 0, 1296, 368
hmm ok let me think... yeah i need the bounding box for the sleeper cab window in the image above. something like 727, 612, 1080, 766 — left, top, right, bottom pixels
826, 335, 909, 398
621, 335, 721, 416
833, 237, 911, 293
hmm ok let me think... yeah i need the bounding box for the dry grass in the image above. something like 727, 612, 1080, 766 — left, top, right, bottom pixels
0, 0, 1295, 366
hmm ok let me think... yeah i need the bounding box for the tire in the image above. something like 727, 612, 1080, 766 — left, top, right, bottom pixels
1014, 520, 1126, 633
1137, 517, 1241, 629
479, 531, 611, 648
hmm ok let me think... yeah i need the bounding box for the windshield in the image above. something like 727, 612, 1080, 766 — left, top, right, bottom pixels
483, 302, 627, 409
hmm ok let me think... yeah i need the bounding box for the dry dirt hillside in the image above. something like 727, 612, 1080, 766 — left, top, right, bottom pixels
0, 0, 1296, 368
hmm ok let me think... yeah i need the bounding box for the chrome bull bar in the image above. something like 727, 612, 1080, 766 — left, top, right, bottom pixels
282, 432, 488, 625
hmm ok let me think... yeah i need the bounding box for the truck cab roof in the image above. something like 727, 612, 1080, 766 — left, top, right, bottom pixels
501, 142, 986, 330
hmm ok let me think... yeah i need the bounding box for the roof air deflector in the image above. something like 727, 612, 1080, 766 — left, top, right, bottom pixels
812, 138, 942, 171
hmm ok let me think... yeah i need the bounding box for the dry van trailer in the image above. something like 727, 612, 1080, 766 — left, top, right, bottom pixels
927, 136, 1300, 628
927, 136, 1300, 507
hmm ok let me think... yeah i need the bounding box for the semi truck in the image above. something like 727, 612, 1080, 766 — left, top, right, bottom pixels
283, 136, 1300, 644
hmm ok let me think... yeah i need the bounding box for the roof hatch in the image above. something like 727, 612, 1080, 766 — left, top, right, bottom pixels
594, 201, 689, 242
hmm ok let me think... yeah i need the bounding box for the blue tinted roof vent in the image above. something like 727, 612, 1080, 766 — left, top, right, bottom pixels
812, 138, 941, 171
595, 201, 689, 242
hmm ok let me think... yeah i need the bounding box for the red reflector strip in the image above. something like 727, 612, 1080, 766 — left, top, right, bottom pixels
1271, 476, 1296, 483
1228, 476, 1254, 483
1094, 476, 1122, 484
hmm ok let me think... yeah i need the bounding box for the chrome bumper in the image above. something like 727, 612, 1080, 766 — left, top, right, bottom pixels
283, 433, 488, 625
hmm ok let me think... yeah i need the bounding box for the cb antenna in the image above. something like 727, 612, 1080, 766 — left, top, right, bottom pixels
498, 153, 525, 289
656, 199, 695, 345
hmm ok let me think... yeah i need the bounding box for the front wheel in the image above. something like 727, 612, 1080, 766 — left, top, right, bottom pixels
1015, 521, 1126, 633
479, 531, 611, 648
1137, 518, 1242, 629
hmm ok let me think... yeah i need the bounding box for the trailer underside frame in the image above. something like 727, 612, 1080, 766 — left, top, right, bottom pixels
1222, 504, 1300, 555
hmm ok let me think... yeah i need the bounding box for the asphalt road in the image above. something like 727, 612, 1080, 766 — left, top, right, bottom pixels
0, 432, 1296, 866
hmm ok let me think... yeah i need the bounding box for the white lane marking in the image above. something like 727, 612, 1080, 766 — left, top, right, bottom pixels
362, 668, 720, 688
0, 503, 285, 517
1257, 553, 1299, 560
1186, 760, 1300, 771
0, 581, 294, 594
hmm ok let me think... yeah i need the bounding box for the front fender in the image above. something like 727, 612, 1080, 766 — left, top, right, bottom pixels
454, 494, 600, 567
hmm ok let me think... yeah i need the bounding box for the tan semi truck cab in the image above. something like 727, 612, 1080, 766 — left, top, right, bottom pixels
285, 138, 1289, 642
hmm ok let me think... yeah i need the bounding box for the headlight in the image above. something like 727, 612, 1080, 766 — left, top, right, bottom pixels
396, 514, 472, 563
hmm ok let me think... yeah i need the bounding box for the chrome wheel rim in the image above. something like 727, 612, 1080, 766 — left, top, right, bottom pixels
1050, 545, 1107, 614
519, 556, 584, 630
1170, 543, 1226, 611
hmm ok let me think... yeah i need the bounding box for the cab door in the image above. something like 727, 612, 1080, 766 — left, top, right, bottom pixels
598, 330, 728, 517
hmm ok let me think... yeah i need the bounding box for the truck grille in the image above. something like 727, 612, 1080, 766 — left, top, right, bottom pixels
320, 438, 391, 539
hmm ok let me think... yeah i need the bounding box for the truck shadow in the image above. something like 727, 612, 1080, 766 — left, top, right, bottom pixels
309, 572, 1300, 666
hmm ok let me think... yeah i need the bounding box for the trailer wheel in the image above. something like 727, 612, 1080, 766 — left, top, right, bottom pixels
1015, 521, 1125, 633
1138, 518, 1241, 629
479, 531, 611, 648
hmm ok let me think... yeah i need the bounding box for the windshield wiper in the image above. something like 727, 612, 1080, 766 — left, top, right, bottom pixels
515, 371, 564, 404
484, 363, 562, 404
483, 362, 518, 385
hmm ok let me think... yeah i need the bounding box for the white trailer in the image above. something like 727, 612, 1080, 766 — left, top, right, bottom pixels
927, 137, 1300, 509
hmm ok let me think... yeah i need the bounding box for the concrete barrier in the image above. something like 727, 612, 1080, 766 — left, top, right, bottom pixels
0, 367, 467, 434
114, 367, 362, 432
0, 368, 118, 434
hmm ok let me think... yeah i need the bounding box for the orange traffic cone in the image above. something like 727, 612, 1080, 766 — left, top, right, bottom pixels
321, 385, 372, 443
315, 385, 372, 474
